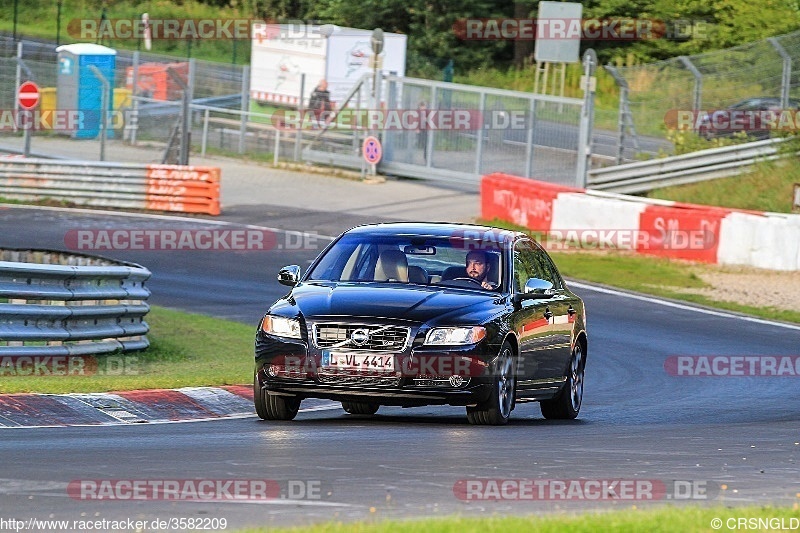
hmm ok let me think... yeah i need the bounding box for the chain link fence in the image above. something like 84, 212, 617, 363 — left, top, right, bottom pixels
0, 36, 595, 186
612, 29, 800, 159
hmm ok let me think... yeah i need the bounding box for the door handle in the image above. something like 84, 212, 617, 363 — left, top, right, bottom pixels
543, 308, 553, 320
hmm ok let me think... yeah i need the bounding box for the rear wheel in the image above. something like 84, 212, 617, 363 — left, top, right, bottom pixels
341, 401, 380, 415
466, 342, 515, 425
254, 372, 301, 421
540, 342, 585, 420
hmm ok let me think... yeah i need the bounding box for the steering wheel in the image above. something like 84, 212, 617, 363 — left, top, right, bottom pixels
451, 277, 484, 287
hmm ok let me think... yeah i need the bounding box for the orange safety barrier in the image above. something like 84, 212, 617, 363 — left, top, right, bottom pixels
144, 165, 221, 216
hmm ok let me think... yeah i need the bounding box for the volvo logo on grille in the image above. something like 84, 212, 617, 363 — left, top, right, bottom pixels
351, 329, 370, 346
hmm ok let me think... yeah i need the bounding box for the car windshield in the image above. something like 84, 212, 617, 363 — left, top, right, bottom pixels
306, 233, 505, 291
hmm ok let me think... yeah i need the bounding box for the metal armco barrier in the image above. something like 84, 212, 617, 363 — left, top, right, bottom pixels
0, 250, 151, 356
587, 138, 783, 194
0, 159, 221, 215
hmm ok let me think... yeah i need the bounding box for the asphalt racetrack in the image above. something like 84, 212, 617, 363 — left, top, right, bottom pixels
1, 206, 798, 530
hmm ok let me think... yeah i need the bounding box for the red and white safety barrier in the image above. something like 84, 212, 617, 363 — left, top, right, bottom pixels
481, 173, 800, 271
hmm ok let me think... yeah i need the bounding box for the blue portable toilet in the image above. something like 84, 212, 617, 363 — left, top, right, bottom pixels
55, 43, 116, 139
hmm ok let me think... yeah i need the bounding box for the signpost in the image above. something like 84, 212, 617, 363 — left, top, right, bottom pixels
17, 81, 39, 157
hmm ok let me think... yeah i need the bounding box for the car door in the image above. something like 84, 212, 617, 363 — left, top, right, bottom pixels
511, 240, 572, 389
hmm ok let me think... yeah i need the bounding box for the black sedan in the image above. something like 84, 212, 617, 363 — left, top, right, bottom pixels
254, 223, 587, 425
697, 97, 800, 140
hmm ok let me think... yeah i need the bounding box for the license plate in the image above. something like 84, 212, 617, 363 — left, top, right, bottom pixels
322, 351, 394, 372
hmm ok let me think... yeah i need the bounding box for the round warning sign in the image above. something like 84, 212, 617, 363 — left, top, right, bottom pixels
362, 136, 382, 164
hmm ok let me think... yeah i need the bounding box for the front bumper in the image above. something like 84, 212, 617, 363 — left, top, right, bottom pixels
255, 331, 496, 407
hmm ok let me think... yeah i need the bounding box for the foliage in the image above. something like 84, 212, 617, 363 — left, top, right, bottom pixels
2, 0, 800, 80
664, 129, 753, 155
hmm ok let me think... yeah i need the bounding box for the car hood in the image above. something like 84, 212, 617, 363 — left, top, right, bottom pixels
281, 282, 501, 324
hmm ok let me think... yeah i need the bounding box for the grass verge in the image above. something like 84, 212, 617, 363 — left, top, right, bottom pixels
648, 158, 800, 213
235, 505, 800, 533
0, 306, 254, 394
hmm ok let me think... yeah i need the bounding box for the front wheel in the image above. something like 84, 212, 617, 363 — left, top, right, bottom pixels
254, 372, 301, 421
540, 342, 585, 420
466, 342, 516, 425
341, 401, 380, 415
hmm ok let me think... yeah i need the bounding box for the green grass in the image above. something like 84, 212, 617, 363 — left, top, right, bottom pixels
648, 158, 800, 213
480, 218, 800, 324
0, 306, 254, 394
234, 505, 800, 533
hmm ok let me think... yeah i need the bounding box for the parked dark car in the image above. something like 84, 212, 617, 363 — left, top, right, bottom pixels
254, 223, 588, 425
697, 97, 800, 140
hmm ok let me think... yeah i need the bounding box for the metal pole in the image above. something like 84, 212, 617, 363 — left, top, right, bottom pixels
13, 0, 18, 42
524, 98, 536, 178
293, 73, 305, 161
605, 65, 628, 165
15, 42, 21, 135
129, 51, 140, 144
201, 108, 209, 156
575, 49, 597, 188
22, 110, 31, 156
768, 38, 792, 109
426, 85, 436, 169
474, 91, 486, 175
273, 128, 280, 166
238, 65, 250, 154
678, 56, 702, 113
89, 65, 110, 162
178, 59, 195, 165
56, 1, 63, 46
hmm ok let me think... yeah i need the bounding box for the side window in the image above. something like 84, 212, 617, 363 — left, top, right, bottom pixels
512, 240, 558, 292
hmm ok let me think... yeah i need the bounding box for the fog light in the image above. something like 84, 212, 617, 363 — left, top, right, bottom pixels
449, 375, 464, 387
267, 365, 280, 377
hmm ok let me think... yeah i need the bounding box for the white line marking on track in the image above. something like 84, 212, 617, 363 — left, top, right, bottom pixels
568, 280, 800, 331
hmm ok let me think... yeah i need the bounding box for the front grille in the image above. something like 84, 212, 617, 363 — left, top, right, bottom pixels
318, 370, 401, 387
313, 323, 410, 352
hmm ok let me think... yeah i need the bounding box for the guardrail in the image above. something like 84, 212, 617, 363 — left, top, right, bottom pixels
0, 249, 151, 356
0, 158, 221, 215
587, 138, 784, 194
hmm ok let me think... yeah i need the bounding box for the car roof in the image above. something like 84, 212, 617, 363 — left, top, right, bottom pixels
344, 222, 522, 243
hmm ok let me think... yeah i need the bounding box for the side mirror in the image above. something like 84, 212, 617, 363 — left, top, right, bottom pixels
513, 278, 555, 303
278, 265, 301, 287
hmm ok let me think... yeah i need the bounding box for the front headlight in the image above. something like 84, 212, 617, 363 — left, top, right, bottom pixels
424, 326, 486, 346
261, 315, 302, 339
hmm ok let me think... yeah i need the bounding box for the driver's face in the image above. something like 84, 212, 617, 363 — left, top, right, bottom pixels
466, 255, 488, 281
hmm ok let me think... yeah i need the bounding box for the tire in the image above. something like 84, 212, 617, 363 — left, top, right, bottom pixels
341, 401, 380, 415
254, 372, 301, 421
466, 342, 516, 425
540, 342, 585, 420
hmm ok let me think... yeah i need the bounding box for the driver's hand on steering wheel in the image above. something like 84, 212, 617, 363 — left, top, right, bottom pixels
481, 280, 497, 290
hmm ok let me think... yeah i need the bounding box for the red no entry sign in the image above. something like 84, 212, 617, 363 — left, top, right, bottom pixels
18, 81, 40, 110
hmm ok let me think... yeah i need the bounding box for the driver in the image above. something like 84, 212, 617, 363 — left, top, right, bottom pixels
465, 250, 496, 290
